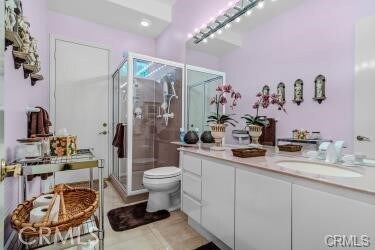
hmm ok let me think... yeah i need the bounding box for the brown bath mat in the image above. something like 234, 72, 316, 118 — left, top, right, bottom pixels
107, 202, 170, 231
194, 242, 221, 250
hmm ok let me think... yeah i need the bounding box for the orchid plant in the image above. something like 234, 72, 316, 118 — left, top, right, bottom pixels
207, 84, 241, 127
242, 92, 286, 127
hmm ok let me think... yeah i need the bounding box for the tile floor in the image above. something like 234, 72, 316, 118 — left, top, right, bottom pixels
104, 183, 208, 250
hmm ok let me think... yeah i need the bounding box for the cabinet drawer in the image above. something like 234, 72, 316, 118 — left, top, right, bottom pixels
182, 154, 202, 176
182, 193, 201, 223
183, 172, 201, 201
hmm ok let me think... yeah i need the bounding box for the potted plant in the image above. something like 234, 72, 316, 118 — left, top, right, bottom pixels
207, 84, 241, 150
242, 92, 286, 145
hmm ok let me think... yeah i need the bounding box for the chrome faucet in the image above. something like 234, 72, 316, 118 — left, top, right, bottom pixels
323, 141, 345, 164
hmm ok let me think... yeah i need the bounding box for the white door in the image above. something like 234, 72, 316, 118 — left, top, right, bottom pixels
355, 15, 375, 157
53, 39, 110, 183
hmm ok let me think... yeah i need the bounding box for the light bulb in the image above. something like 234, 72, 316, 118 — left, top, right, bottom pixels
194, 28, 199, 33
235, 17, 241, 23
203, 38, 208, 43
187, 33, 193, 39
225, 23, 231, 29
217, 29, 223, 35
246, 9, 253, 16
210, 33, 215, 39
257, 0, 265, 9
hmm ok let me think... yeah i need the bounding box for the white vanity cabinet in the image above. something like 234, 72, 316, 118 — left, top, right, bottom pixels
201, 159, 235, 249
181, 153, 202, 223
235, 169, 291, 250
292, 185, 375, 250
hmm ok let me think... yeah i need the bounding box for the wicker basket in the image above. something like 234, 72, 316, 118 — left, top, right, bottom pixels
11, 184, 98, 237
278, 144, 303, 152
232, 148, 267, 158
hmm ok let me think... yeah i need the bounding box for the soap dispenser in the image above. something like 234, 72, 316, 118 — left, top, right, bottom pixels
325, 143, 337, 164
334, 141, 345, 162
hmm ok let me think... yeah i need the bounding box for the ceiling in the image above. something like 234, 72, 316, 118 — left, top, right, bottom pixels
187, 0, 304, 56
48, 0, 175, 38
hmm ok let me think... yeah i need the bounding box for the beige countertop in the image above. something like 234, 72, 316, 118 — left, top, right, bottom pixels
178, 145, 375, 195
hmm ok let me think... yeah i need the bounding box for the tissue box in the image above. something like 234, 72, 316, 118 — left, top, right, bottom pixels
50, 136, 77, 157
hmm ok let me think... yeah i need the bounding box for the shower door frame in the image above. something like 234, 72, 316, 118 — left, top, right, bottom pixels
111, 52, 185, 196
185, 64, 226, 138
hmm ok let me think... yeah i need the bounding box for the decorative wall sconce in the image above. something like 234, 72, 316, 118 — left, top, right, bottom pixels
5, 0, 44, 86
262, 85, 270, 96
313, 75, 326, 104
293, 79, 304, 105
277, 82, 286, 104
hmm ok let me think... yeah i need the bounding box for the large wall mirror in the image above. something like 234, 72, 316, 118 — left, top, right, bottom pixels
186, 66, 225, 133
185, 1, 375, 156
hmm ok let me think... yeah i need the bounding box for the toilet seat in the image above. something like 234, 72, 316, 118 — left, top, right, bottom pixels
143, 167, 181, 179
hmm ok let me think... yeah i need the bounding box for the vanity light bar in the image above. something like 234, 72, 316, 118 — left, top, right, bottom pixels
193, 0, 261, 44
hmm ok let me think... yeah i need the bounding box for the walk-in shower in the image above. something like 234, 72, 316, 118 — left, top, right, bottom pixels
111, 53, 184, 195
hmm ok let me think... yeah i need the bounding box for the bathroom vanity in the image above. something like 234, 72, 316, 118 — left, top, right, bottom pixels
179, 147, 375, 250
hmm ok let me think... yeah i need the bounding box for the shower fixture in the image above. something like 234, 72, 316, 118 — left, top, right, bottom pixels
160, 74, 178, 126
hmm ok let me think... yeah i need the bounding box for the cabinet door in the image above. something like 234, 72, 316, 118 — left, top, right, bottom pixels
201, 159, 235, 249
235, 169, 291, 250
293, 185, 375, 250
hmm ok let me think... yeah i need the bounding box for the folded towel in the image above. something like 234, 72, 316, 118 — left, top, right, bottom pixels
28, 106, 52, 138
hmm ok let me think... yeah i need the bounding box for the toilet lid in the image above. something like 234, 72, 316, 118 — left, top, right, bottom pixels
144, 167, 181, 179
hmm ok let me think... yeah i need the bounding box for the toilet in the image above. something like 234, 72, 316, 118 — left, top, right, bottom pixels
143, 166, 181, 212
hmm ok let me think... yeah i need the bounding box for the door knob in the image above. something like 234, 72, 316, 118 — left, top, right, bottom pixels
357, 135, 371, 142
103, 123, 107, 127
99, 131, 108, 135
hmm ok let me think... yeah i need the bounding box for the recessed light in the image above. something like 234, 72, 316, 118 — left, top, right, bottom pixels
140, 19, 151, 27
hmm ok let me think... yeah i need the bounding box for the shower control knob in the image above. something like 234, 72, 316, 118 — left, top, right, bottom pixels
99, 131, 108, 135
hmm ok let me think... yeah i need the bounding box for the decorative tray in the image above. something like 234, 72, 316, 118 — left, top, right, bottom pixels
231, 148, 267, 158
278, 144, 303, 152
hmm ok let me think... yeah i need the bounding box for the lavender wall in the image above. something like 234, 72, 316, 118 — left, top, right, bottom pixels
221, 0, 375, 149
186, 48, 221, 70
3, 0, 49, 242
4, 0, 49, 161
156, 0, 229, 63
47, 11, 156, 71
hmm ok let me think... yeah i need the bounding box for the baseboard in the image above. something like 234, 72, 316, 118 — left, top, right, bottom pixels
187, 217, 232, 250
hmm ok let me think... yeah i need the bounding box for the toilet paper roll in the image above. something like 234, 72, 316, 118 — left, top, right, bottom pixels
29, 206, 49, 224
33, 194, 54, 207
30, 204, 60, 224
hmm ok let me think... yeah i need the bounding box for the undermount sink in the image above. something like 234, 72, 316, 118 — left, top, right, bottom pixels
276, 161, 362, 178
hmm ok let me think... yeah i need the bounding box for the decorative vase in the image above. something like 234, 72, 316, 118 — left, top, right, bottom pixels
210, 124, 226, 151
200, 131, 215, 144
248, 124, 263, 145
184, 130, 199, 144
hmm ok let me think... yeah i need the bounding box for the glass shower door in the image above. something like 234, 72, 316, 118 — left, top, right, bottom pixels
129, 58, 183, 192
186, 68, 225, 132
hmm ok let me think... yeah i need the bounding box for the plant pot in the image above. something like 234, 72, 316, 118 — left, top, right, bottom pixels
209, 124, 226, 151
248, 124, 263, 145
200, 131, 215, 144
